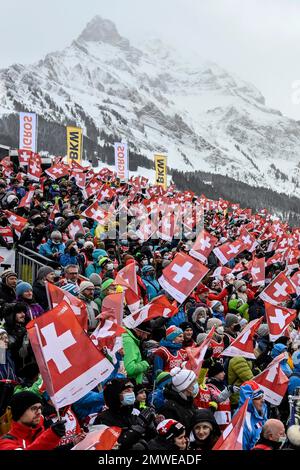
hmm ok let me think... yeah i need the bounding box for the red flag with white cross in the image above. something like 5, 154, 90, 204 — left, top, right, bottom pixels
18, 149, 32, 166
291, 271, 300, 295
123, 295, 178, 329
189, 229, 218, 263
247, 257, 265, 287
26, 301, 114, 409
4, 211, 28, 237
213, 399, 249, 450
45, 164, 70, 180
253, 353, 289, 405
221, 318, 263, 359
213, 239, 247, 265
264, 302, 297, 341
158, 252, 209, 304
259, 272, 296, 305
27, 153, 42, 181
81, 200, 108, 225
19, 186, 35, 209
185, 326, 215, 376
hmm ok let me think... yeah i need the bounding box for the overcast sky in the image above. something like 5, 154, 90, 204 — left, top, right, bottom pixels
1, 0, 300, 119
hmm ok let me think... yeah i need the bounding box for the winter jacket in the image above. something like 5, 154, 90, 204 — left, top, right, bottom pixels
166, 307, 186, 328
122, 329, 149, 384
72, 390, 105, 421
142, 275, 162, 301
236, 382, 268, 450
252, 436, 282, 450
16, 296, 44, 322
288, 363, 300, 395
160, 384, 198, 429
0, 418, 60, 450
227, 356, 254, 406
0, 282, 16, 310
32, 281, 49, 312
248, 298, 265, 321
271, 344, 293, 378
78, 293, 99, 331
0, 351, 18, 382
39, 239, 65, 259
188, 408, 221, 450
153, 339, 187, 375
4, 312, 28, 371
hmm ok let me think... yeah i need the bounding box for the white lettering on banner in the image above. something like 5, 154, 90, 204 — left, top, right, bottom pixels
200, 237, 211, 251
41, 324, 76, 373
270, 309, 290, 329
266, 365, 277, 382
19, 113, 37, 152
227, 244, 241, 255
171, 262, 194, 283
239, 329, 251, 344
273, 282, 288, 298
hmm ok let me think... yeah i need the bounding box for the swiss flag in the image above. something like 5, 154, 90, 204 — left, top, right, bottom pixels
185, 326, 215, 376
68, 220, 84, 239
26, 301, 114, 409
114, 263, 140, 313
27, 153, 42, 181
83, 178, 102, 199
4, 211, 28, 237
19, 186, 35, 209
266, 251, 285, 267
136, 218, 158, 242
211, 266, 232, 280
123, 295, 178, 329
264, 302, 297, 342
213, 239, 247, 265
158, 252, 209, 304
71, 161, 87, 173
286, 249, 300, 269
253, 353, 289, 405
239, 228, 258, 253
97, 184, 115, 202
248, 257, 265, 287
72, 172, 86, 189
101, 292, 125, 326
259, 272, 296, 305
18, 149, 32, 165
158, 211, 178, 242
0, 226, 13, 244
46, 281, 88, 331
222, 318, 263, 359
45, 164, 69, 180
81, 200, 108, 225
291, 271, 300, 295
213, 399, 249, 450
189, 230, 218, 263
90, 318, 126, 358
49, 201, 60, 222
71, 426, 121, 451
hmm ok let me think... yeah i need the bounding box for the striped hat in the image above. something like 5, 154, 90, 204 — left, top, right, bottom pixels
170, 366, 196, 392
166, 325, 183, 342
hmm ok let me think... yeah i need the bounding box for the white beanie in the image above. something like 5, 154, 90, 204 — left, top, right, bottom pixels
207, 317, 223, 331
170, 367, 196, 392
287, 425, 300, 447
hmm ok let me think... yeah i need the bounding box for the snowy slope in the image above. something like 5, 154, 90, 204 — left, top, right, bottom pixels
0, 16, 300, 196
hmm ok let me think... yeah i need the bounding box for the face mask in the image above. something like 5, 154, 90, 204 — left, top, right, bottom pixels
106, 263, 114, 271
199, 318, 206, 324
278, 436, 286, 446
78, 238, 84, 245
240, 286, 247, 293
191, 382, 199, 398
121, 392, 135, 406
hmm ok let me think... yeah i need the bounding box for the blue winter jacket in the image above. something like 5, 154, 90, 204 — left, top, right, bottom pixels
153, 339, 184, 375
236, 382, 268, 450
211, 308, 225, 325
142, 275, 162, 301
85, 249, 107, 277
148, 376, 172, 411
59, 252, 80, 267
39, 239, 65, 258
72, 391, 105, 420
166, 307, 186, 328
271, 343, 293, 377
288, 351, 300, 395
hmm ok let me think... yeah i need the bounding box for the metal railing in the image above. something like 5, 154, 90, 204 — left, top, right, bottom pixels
15, 245, 58, 284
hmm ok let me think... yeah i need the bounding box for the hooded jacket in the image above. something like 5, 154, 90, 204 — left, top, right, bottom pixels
39, 239, 65, 259
122, 329, 149, 384
271, 344, 293, 378
288, 359, 300, 395
227, 356, 254, 406
160, 384, 198, 429
236, 382, 268, 450
0, 418, 60, 450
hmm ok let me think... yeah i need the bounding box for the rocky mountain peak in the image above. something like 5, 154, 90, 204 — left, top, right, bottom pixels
77, 15, 129, 48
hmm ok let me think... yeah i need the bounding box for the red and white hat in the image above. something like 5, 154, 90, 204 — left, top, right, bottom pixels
156, 419, 185, 440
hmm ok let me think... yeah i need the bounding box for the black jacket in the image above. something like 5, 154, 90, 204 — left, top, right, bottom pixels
32, 281, 49, 311
0, 283, 16, 311
159, 385, 197, 429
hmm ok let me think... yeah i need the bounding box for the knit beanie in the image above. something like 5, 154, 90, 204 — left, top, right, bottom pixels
165, 325, 183, 342
257, 323, 269, 338
79, 281, 94, 294
37, 266, 55, 281
234, 280, 246, 291
207, 361, 225, 378
225, 313, 239, 328
101, 278, 115, 292
170, 366, 196, 392
179, 322, 193, 332
10, 391, 42, 421
196, 333, 207, 345
89, 273, 102, 287
157, 419, 185, 440
16, 282, 32, 297
207, 318, 223, 331
1, 270, 17, 285
155, 371, 171, 387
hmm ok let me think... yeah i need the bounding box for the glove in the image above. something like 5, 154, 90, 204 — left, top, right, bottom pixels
228, 385, 240, 394
209, 401, 218, 411
131, 407, 156, 434
51, 419, 66, 437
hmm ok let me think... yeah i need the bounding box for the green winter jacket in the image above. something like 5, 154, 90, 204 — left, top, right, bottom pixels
228, 299, 249, 321
122, 329, 149, 384
13, 375, 43, 397
227, 356, 254, 405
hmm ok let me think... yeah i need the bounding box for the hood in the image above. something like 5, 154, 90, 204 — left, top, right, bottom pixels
92, 249, 107, 261
237, 381, 266, 419
189, 409, 221, 437
271, 343, 287, 358
159, 338, 183, 352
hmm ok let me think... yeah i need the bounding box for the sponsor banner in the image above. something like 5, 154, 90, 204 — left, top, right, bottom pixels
114, 142, 129, 181
67, 127, 83, 164
19, 112, 37, 153
154, 154, 167, 190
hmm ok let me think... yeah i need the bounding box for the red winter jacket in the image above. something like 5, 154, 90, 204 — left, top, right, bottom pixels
0, 418, 61, 450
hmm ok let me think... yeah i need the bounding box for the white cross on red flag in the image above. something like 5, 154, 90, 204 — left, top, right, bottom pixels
81, 200, 108, 225
83, 178, 103, 199
72, 172, 87, 189
259, 272, 296, 305
291, 271, 300, 295
27, 153, 42, 181
264, 301, 297, 341
239, 228, 258, 253
222, 318, 263, 359
45, 164, 70, 180
68, 220, 84, 239
100, 292, 125, 326
26, 301, 114, 409
18, 149, 32, 165
123, 295, 178, 329
185, 326, 215, 376
248, 257, 265, 287
46, 281, 88, 331
113, 263, 140, 313
253, 353, 289, 405
90, 318, 126, 361
19, 186, 35, 209
158, 252, 209, 304
213, 399, 249, 450
4, 211, 28, 237
189, 230, 218, 263
213, 239, 247, 265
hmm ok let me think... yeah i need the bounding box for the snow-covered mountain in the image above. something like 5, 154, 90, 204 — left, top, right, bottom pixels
1, 15, 300, 196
